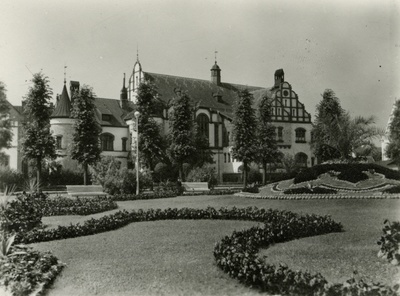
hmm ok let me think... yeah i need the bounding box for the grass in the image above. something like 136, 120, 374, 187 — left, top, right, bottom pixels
33, 195, 400, 296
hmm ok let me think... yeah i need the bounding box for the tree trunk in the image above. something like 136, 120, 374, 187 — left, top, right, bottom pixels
262, 162, 267, 185
243, 161, 248, 188
83, 163, 88, 185
36, 157, 42, 190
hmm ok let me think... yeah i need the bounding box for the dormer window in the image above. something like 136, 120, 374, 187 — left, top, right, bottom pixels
102, 114, 112, 121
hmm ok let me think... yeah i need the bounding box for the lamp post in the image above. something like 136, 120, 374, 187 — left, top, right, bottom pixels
134, 111, 140, 195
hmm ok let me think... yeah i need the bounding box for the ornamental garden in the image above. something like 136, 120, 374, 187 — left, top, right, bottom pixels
1, 162, 400, 296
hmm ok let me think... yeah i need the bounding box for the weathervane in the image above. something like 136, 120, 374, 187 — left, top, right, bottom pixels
64, 65, 67, 84
214, 50, 218, 63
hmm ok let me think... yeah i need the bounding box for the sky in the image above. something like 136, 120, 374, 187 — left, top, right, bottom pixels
1, 0, 399, 138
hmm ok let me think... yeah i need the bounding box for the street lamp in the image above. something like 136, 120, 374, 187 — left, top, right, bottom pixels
134, 111, 140, 195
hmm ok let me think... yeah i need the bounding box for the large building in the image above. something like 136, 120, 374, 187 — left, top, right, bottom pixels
2, 58, 314, 181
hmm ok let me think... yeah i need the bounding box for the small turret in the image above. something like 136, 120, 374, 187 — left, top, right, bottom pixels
211, 62, 221, 85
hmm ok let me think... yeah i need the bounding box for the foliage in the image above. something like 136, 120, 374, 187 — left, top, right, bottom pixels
248, 167, 262, 184
242, 185, 259, 193
283, 186, 337, 194
111, 191, 177, 201
382, 186, 400, 194
231, 89, 258, 187
167, 91, 197, 180
294, 163, 400, 184
0, 193, 43, 233
136, 81, 167, 173
70, 85, 102, 185
41, 196, 118, 216
103, 167, 152, 195
386, 100, 400, 169
377, 220, 400, 266
0, 167, 24, 191
186, 164, 218, 189
20, 72, 56, 187
44, 168, 85, 186
0, 81, 13, 166
0, 244, 64, 296
281, 153, 298, 174
312, 89, 382, 161
255, 97, 280, 185
90, 155, 121, 186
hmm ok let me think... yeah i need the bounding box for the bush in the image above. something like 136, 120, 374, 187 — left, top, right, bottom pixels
284, 186, 337, 194
111, 191, 177, 201
1, 193, 43, 233
242, 185, 259, 193
40, 196, 118, 216
294, 163, 400, 184
186, 164, 218, 189
103, 168, 152, 195
248, 168, 262, 184
378, 220, 400, 265
153, 162, 170, 182
0, 167, 24, 191
0, 244, 64, 296
45, 169, 84, 186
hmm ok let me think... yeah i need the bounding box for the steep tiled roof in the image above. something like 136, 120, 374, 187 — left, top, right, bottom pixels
52, 84, 72, 118
143, 72, 264, 117
94, 98, 127, 127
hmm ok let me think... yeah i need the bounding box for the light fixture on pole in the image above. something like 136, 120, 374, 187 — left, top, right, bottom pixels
134, 111, 140, 195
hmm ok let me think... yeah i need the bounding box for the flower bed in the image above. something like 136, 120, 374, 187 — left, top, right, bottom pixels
41, 196, 118, 216
283, 186, 337, 194
111, 190, 177, 201
0, 245, 64, 296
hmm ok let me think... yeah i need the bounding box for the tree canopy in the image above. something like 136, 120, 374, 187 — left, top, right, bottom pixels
0, 82, 13, 166
21, 73, 56, 187
70, 85, 102, 185
231, 89, 258, 187
386, 100, 400, 168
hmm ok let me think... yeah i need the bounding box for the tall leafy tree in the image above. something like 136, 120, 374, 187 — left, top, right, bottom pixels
386, 100, 400, 169
167, 90, 196, 180
311, 89, 345, 162
71, 85, 102, 185
0, 82, 13, 165
21, 73, 56, 187
136, 82, 166, 178
231, 89, 258, 187
255, 97, 280, 185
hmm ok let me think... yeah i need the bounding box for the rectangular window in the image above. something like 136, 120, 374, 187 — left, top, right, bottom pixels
227, 153, 231, 163
122, 138, 127, 152
224, 153, 227, 163
56, 136, 62, 149
295, 129, 306, 143
214, 124, 219, 147
278, 127, 283, 142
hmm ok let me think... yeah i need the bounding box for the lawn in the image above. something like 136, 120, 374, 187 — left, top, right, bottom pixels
32, 195, 400, 296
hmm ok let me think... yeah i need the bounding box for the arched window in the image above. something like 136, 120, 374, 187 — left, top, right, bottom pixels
295, 152, 308, 168
101, 133, 114, 151
295, 128, 306, 143
196, 113, 209, 142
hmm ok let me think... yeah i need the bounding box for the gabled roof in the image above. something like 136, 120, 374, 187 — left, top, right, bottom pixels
143, 72, 264, 117
52, 84, 72, 118
94, 98, 127, 127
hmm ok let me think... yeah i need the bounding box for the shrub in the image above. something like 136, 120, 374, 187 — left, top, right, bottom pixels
103, 168, 152, 195
248, 168, 262, 184
45, 169, 84, 186
378, 220, 400, 265
0, 244, 64, 296
90, 156, 121, 186
154, 180, 183, 195
382, 186, 400, 194
294, 163, 400, 184
0, 193, 43, 233
242, 185, 259, 193
0, 167, 24, 191
111, 191, 177, 201
153, 162, 170, 182
284, 186, 337, 194
40, 196, 118, 216
186, 164, 218, 189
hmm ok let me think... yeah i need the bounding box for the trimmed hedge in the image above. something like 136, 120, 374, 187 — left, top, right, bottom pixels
0, 245, 64, 296
294, 163, 400, 184
283, 186, 337, 194
382, 186, 400, 194
111, 191, 177, 201
41, 196, 118, 216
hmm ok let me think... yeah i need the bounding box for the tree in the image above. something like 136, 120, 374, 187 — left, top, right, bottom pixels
167, 91, 196, 180
70, 85, 102, 185
386, 100, 400, 169
231, 89, 258, 188
0, 82, 13, 165
311, 89, 346, 162
136, 82, 166, 184
312, 89, 381, 161
21, 73, 56, 187
255, 97, 280, 185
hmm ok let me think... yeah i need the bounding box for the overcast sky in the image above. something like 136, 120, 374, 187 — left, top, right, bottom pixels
1, 0, 399, 136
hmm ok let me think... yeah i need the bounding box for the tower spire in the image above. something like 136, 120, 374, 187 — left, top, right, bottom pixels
136, 44, 139, 62
214, 50, 218, 64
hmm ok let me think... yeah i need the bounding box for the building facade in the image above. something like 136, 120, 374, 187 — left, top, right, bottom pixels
2, 58, 313, 182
